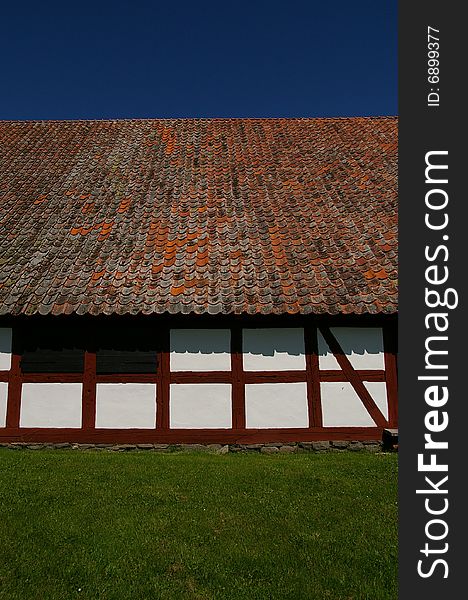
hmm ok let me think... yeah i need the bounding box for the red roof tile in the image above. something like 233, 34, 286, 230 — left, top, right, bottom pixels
0, 117, 397, 316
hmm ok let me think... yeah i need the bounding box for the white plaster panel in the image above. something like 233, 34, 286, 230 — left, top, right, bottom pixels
20, 383, 82, 428
170, 384, 232, 428
170, 329, 231, 372
0, 328, 12, 371
320, 382, 376, 427
243, 328, 306, 371
364, 381, 389, 422
96, 383, 156, 429
0, 382, 7, 427
318, 327, 384, 370
245, 382, 309, 428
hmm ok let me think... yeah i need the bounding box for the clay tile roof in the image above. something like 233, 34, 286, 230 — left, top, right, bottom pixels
0, 117, 397, 316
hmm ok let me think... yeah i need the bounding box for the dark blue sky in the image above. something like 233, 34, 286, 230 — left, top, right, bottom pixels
1, 1, 397, 120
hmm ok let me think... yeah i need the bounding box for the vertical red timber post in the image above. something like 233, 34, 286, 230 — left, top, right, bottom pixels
305, 325, 322, 428
6, 328, 22, 429
82, 345, 97, 431
231, 326, 245, 430
156, 326, 170, 430
383, 321, 398, 428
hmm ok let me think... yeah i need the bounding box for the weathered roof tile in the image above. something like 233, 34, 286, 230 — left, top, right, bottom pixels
0, 117, 397, 316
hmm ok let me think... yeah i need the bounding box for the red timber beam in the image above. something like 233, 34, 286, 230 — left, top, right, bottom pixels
156, 328, 170, 431
0, 427, 383, 444
230, 327, 246, 430
5, 351, 21, 429
82, 351, 97, 431
318, 326, 388, 428
383, 324, 398, 428
305, 325, 322, 428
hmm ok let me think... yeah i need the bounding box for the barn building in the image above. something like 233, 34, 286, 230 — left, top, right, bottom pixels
0, 117, 397, 445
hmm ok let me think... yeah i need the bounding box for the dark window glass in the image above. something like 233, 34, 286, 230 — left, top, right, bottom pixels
20, 323, 159, 374
21, 327, 85, 373
96, 326, 158, 374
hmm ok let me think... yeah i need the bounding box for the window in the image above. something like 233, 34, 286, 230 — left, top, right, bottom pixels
21, 327, 85, 373
242, 328, 306, 371
96, 326, 158, 374
0, 328, 12, 370
170, 329, 231, 372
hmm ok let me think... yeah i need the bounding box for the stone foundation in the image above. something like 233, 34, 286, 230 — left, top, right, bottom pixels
0, 440, 389, 453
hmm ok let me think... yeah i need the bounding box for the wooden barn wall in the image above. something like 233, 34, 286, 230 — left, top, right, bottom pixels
0, 314, 398, 443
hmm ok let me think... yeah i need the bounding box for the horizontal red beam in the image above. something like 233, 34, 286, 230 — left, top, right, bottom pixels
244, 371, 307, 383
320, 370, 385, 382
0, 427, 383, 444
170, 371, 231, 383
97, 374, 159, 384
22, 373, 83, 383
7, 370, 386, 384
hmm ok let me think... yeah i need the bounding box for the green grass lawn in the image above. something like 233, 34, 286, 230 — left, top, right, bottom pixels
0, 450, 397, 600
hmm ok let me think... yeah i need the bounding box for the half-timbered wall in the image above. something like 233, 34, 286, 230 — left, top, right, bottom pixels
0, 318, 397, 443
